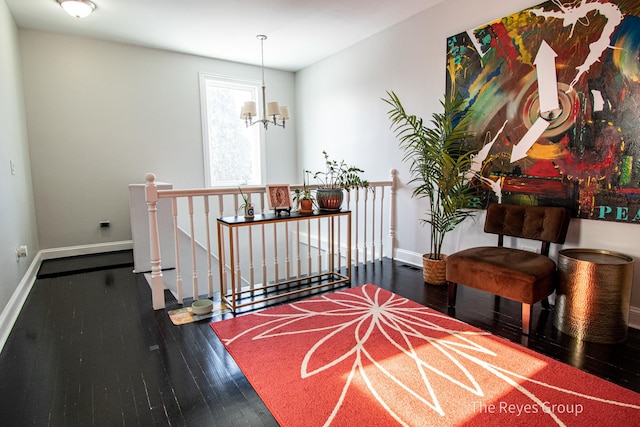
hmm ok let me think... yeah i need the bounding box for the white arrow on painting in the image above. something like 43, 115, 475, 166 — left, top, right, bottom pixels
510, 117, 550, 163
510, 40, 558, 163
534, 40, 560, 114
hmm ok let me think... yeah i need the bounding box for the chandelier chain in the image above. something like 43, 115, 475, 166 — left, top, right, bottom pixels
259, 35, 266, 86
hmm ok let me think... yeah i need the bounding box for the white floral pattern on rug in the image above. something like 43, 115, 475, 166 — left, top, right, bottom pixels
217, 284, 640, 426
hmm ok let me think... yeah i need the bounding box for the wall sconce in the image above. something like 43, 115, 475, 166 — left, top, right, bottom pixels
57, 0, 96, 19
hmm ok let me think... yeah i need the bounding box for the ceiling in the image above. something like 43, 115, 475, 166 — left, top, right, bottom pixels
6, 0, 445, 72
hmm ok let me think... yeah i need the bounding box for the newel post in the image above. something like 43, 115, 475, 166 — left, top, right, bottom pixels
145, 173, 165, 310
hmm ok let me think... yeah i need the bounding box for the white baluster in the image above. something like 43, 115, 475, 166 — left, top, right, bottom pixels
285, 221, 290, 280
363, 188, 369, 263
233, 227, 241, 294
296, 221, 301, 278
317, 218, 322, 274
371, 186, 377, 263
345, 191, 352, 266
273, 223, 279, 284
204, 196, 213, 298
172, 197, 183, 304
328, 215, 334, 274
307, 219, 312, 277
188, 196, 199, 300
380, 185, 385, 261
336, 211, 342, 272
346, 212, 352, 275
377, 186, 383, 262
390, 169, 399, 260
248, 210, 255, 293
354, 189, 360, 265
217, 194, 226, 294
260, 196, 267, 287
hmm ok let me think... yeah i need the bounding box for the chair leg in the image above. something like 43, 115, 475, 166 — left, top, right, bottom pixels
522, 303, 532, 335
447, 282, 457, 306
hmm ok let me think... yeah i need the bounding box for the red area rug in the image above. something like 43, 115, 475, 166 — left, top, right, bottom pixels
210, 284, 640, 426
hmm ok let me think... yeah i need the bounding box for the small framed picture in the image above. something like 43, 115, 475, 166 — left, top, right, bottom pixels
265, 184, 292, 210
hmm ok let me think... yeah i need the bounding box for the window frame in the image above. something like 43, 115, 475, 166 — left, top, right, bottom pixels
199, 72, 266, 187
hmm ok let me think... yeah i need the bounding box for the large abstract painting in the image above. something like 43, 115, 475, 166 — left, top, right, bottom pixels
446, 0, 640, 223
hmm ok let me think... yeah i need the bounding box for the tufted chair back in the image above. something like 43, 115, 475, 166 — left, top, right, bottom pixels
484, 203, 571, 256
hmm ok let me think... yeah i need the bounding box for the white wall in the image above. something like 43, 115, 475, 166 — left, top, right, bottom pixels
0, 0, 39, 314
296, 0, 640, 313
19, 30, 297, 249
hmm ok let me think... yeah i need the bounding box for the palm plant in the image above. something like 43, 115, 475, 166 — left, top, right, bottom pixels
383, 91, 477, 260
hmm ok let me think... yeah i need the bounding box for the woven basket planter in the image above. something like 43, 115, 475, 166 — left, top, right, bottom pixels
422, 253, 447, 285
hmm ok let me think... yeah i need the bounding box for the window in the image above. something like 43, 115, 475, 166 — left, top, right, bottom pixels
199, 73, 263, 186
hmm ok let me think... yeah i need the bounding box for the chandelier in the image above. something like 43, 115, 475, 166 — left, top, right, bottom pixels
241, 35, 289, 129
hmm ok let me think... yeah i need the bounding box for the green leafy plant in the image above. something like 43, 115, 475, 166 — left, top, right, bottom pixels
292, 171, 315, 209
310, 151, 369, 190
383, 91, 477, 260
238, 187, 251, 210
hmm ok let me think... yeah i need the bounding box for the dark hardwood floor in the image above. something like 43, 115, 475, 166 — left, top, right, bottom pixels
1, 250, 639, 426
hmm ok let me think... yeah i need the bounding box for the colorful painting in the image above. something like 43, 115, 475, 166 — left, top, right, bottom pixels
446, 0, 640, 223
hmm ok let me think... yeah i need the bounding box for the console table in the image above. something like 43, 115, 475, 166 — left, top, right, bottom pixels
217, 210, 352, 312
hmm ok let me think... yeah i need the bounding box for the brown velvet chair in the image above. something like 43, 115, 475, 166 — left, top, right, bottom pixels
446, 203, 571, 335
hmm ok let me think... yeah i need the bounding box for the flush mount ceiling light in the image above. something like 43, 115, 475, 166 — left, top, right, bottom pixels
240, 35, 290, 130
57, 0, 96, 19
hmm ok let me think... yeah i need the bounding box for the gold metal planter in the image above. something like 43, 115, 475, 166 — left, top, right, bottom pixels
553, 248, 634, 343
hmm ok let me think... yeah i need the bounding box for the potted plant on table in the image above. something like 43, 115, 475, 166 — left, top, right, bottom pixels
383, 91, 477, 285
238, 187, 254, 219
310, 151, 369, 211
292, 171, 315, 213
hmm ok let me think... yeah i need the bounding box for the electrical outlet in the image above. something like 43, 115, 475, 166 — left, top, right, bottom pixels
99, 221, 111, 228
10, 160, 16, 175
520, 245, 539, 253
16, 245, 28, 261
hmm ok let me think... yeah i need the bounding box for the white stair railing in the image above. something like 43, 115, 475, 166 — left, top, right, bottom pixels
144, 169, 398, 309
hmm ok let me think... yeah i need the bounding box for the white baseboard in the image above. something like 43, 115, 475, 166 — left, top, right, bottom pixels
0, 241, 134, 354
393, 248, 423, 267
0, 251, 42, 354
40, 240, 133, 260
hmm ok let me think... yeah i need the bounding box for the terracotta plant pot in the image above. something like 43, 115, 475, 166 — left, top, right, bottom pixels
300, 199, 313, 213
422, 253, 447, 285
